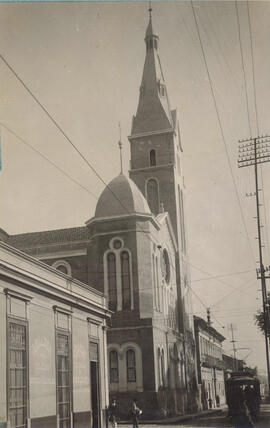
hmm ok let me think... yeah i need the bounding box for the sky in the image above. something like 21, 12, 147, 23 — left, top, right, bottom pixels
0, 0, 270, 373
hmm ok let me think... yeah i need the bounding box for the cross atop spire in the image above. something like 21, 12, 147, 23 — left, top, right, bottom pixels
145, 2, 157, 41
148, 1, 152, 20
118, 122, 123, 175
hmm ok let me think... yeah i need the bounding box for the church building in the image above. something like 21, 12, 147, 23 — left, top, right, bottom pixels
1, 8, 198, 420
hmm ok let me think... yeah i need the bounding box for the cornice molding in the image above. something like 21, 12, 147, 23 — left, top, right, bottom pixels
129, 163, 174, 174
86, 212, 160, 230
128, 127, 174, 141
0, 264, 109, 319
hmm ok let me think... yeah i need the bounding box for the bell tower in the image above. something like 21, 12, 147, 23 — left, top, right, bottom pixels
128, 8, 187, 258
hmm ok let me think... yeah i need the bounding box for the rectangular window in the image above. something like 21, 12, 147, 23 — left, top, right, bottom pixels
8, 320, 28, 428
56, 331, 71, 428
88, 321, 99, 338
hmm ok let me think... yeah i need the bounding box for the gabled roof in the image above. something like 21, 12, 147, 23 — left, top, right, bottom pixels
156, 211, 177, 252
6, 226, 90, 250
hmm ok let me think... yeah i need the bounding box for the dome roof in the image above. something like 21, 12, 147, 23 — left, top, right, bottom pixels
95, 174, 151, 219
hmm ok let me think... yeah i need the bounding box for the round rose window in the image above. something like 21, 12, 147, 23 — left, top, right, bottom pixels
113, 239, 122, 249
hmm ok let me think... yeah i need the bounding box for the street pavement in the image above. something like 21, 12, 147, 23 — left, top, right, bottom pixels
119, 404, 270, 428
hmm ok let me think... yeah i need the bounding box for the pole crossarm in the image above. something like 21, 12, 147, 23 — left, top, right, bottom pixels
238, 134, 270, 396
238, 136, 270, 168
238, 157, 270, 168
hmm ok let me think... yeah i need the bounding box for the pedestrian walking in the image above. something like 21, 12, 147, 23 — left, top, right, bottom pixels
107, 398, 118, 428
131, 398, 142, 428
244, 385, 258, 422
232, 388, 254, 428
208, 397, 212, 409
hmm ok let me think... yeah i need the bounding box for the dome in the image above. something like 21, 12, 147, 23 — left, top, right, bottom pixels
95, 174, 151, 218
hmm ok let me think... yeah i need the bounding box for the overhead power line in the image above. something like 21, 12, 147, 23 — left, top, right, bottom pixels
191, 267, 254, 283
0, 122, 98, 200
212, 277, 256, 308
0, 53, 110, 192
0, 113, 230, 321
235, 0, 252, 137
189, 261, 248, 291
246, 1, 270, 264
0, 50, 228, 329
247, 1, 259, 136
190, 1, 256, 266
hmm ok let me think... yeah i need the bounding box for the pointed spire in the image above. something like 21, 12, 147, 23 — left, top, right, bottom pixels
130, 6, 173, 136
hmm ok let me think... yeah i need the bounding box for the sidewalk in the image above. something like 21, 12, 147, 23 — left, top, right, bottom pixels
118, 406, 227, 426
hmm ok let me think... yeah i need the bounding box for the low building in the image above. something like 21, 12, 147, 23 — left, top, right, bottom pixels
222, 353, 244, 381
0, 241, 110, 428
194, 316, 226, 410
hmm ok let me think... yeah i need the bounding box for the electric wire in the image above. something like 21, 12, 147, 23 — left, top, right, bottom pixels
0, 122, 98, 201
0, 37, 243, 331
246, 1, 270, 268
211, 277, 256, 308
189, 261, 247, 291
235, 0, 252, 137
0, 8, 265, 387
0, 51, 229, 327
247, 1, 259, 137
191, 268, 254, 283
190, 1, 256, 266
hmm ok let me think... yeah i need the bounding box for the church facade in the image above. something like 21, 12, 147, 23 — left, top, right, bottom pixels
2, 10, 198, 420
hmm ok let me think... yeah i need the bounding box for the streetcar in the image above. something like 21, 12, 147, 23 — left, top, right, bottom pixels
225, 371, 261, 423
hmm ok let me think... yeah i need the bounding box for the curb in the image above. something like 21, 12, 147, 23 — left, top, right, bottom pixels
118, 408, 225, 425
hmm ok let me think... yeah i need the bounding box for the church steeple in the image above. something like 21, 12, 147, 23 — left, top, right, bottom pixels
131, 8, 173, 136
144, 4, 158, 50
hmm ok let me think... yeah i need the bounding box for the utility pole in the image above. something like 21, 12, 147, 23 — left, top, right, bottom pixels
238, 135, 270, 395
229, 323, 238, 372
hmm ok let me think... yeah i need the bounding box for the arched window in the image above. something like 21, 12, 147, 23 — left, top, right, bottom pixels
104, 238, 134, 312
52, 260, 72, 276
107, 252, 117, 311
56, 265, 68, 274
161, 249, 170, 284
121, 251, 131, 310
126, 349, 136, 382
109, 350, 119, 383
159, 85, 165, 97
150, 149, 156, 167
146, 179, 159, 215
